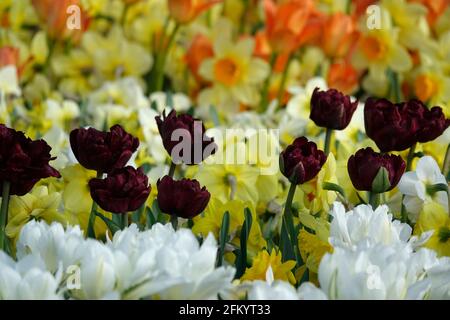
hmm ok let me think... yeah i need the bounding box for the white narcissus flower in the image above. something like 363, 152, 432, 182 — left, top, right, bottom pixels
149, 92, 191, 113
329, 202, 412, 249
398, 156, 448, 222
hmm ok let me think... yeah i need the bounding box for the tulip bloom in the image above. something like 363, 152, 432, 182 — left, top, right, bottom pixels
168, 0, 222, 24
155, 110, 216, 165
279, 137, 327, 185
89, 166, 151, 214
365, 98, 449, 152
0, 125, 60, 196
185, 34, 214, 83
321, 12, 358, 59
263, 0, 314, 54
70, 125, 139, 174
348, 147, 406, 192
31, 0, 90, 41
157, 175, 210, 219
327, 62, 360, 95
310, 88, 358, 130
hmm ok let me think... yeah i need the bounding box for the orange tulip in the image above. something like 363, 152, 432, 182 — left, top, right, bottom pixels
31, 0, 90, 42
263, 0, 314, 54
352, 0, 378, 19
168, 0, 223, 24
327, 62, 360, 95
185, 34, 214, 83
321, 13, 358, 59
0, 47, 19, 68
410, 0, 449, 25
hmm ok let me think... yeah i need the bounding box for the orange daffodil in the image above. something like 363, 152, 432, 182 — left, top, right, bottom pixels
168, 0, 223, 24
198, 19, 270, 110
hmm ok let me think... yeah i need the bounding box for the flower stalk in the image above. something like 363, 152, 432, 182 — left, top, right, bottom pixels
324, 128, 333, 156
87, 171, 103, 238
0, 181, 11, 251
259, 52, 277, 112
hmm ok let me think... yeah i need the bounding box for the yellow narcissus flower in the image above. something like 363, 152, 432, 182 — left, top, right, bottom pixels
60, 164, 109, 237
296, 153, 338, 215
241, 249, 296, 285
82, 26, 153, 80
298, 229, 332, 273
352, 10, 412, 96
192, 197, 266, 257
52, 49, 94, 96
412, 68, 450, 108
194, 163, 260, 204
198, 19, 270, 111
414, 202, 450, 257
382, 0, 431, 49
5, 186, 66, 242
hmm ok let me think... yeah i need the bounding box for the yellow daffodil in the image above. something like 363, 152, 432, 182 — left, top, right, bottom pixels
192, 197, 266, 257
82, 26, 153, 80
198, 19, 269, 111
298, 229, 332, 273
414, 202, 450, 257
296, 152, 338, 215
60, 164, 109, 237
5, 186, 65, 242
241, 249, 296, 285
352, 10, 412, 96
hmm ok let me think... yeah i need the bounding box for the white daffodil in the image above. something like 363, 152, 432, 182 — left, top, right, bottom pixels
286, 77, 328, 121
398, 156, 449, 222
149, 92, 191, 113
329, 202, 412, 249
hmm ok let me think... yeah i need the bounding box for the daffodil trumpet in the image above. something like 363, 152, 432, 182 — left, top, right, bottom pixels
0, 180, 11, 251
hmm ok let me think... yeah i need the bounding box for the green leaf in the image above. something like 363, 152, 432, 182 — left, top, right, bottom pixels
217, 211, 230, 267
235, 208, 252, 278
209, 105, 220, 127
165, 91, 174, 107
280, 219, 295, 262
95, 211, 121, 235
323, 182, 346, 199
426, 183, 449, 196
371, 167, 391, 193
146, 207, 157, 230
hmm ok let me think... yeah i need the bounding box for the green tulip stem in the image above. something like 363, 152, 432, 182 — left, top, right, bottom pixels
168, 161, 177, 178
368, 191, 380, 208
0, 181, 11, 251
406, 143, 417, 172
122, 213, 128, 229
283, 183, 302, 266
442, 143, 450, 177
170, 215, 178, 230
87, 171, 103, 239
324, 128, 333, 156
